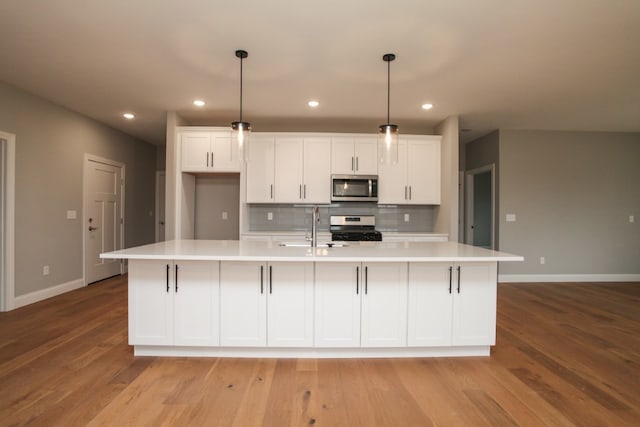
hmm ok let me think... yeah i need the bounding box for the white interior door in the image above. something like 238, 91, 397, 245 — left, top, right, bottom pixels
85, 157, 123, 284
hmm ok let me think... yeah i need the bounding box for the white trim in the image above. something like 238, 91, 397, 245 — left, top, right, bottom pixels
0, 131, 15, 312
499, 274, 640, 283
83, 154, 126, 285
13, 278, 84, 309
133, 345, 491, 358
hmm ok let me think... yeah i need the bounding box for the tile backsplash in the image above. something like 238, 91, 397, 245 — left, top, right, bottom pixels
248, 203, 436, 232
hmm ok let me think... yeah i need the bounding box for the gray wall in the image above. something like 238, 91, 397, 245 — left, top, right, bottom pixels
195, 175, 240, 240
498, 130, 640, 275
0, 82, 158, 296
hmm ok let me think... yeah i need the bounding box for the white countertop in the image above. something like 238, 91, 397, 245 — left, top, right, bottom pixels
101, 240, 523, 263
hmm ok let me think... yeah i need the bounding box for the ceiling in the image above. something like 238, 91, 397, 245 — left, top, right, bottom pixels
1, 1, 639, 146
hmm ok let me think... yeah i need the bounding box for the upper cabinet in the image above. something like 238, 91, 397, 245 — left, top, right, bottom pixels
246, 135, 331, 204
378, 136, 441, 205
181, 130, 241, 172
331, 137, 378, 175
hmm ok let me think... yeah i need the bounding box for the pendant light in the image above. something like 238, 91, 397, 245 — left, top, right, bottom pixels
231, 49, 250, 162
379, 53, 399, 164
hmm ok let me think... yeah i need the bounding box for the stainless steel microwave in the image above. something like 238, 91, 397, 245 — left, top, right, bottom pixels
331, 175, 378, 202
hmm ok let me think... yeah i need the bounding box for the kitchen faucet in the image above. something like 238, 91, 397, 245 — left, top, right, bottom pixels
311, 206, 320, 247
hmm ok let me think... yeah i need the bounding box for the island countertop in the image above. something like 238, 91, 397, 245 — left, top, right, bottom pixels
101, 239, 523, 263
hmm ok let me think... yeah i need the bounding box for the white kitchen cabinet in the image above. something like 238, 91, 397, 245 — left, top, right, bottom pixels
246, 136, 275, 203
173, 261, 219, 346
315, 262, 408, 348
407, 262, 496, 347
248, 136, 330, 204
315, 262, 362, 347
181, 130, 240, 172
274, 136, 330, 204
379, 137, 441, 205
331, 136, 378, 175
360, 263, 408, 347
266, 262, 314, 347
220, 261, 267, 346
219, 261, 314, 347
128, 260, 219, 346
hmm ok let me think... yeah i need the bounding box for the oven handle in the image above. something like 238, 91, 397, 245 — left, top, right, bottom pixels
368, 179, 372, 197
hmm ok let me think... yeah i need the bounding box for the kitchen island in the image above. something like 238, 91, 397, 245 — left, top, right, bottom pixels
101, 240, 522, 358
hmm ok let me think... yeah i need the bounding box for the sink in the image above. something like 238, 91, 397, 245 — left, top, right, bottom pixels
279, 242, 348, 248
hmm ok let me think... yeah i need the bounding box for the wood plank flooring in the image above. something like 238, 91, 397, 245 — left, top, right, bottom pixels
1, 276, 639, 426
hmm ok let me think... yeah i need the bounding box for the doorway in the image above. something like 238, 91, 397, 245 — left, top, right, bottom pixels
84, 155, 125, 284
465, 165, 495, 249
0, 131, 15, 311
155, 171, 165, 242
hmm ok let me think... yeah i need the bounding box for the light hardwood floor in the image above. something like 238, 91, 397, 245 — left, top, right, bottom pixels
1, 275, 638, 426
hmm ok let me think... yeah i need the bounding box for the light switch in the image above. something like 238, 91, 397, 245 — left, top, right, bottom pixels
506, 213, 517, 222
404, 213, 410, 222
66, 210, 77, 219
630, 215, 635, 223
222, 211, 228, 220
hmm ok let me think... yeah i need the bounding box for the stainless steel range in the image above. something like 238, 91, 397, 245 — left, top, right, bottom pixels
330, 215, 382, 242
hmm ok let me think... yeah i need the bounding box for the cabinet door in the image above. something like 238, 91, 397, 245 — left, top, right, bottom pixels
452, 263, 497, 346
302, 138, 331, 203
220, 261, 267, 346
128, 260, 174, 345
331, 137, 356, 174
407, 138, 440, 204
360, 263, 408, 347
378, 140, 407, 204
354, 137, 378, 175
274, 137, 304, 203
314, 262, 361, 347
181, 132, 211, 171
246, 137, 275, 203
407, 263, 453, 346
210, 132, 241, 172
267, 262, 314, 347
173, 261, 220, 346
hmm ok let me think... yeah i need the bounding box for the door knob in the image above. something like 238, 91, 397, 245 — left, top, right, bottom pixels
88, 226, 98, 231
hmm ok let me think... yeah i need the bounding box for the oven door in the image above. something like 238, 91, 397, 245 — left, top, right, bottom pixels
331, 175, 378, 202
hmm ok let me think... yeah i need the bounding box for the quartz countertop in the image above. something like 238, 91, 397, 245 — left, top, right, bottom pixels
101, 240, 523, 263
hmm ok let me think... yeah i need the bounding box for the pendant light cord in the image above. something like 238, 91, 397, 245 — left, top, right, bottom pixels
386, 58, 391, 125
239, 56, 243, 123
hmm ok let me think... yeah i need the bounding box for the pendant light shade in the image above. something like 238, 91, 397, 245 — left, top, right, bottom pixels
379, 53, 399, 165
232, 49, 250, 162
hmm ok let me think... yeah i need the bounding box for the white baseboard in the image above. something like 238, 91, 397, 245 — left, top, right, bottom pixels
13, 278, 84, 309
499, 274, 640, 283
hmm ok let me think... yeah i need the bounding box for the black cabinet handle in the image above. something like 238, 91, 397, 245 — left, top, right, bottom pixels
356, 266, 359, 294
457, 266, 461, 293
365, 266, 368, 295
260, 265, 264, 294
175, 264, 179, 292
269, 265, 273, 294
166, 264, 170, 293
448, 266, 453, 294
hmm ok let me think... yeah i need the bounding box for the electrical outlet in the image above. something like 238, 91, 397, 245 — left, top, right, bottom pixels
404, 213, 410, 222
540, 257, 545, 265
267, 212, 273, 221
222, 211, 228, 220
630, 215, 635, 223
43, 265, 50, 276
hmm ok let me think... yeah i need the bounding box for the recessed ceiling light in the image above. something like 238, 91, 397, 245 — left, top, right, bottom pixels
307, 100, 319, 108
421, 103, 434, 110
193, 99, 206, 107
123, 113, 135, 119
